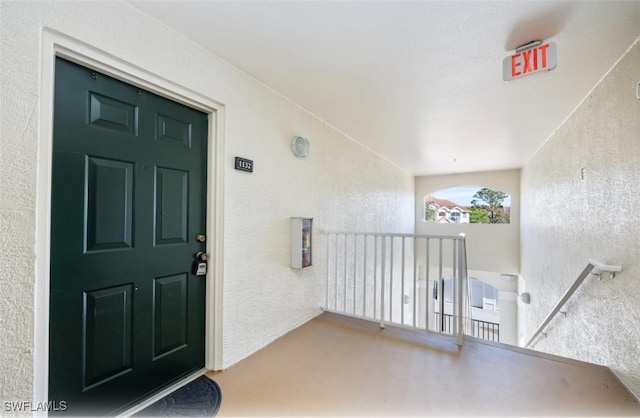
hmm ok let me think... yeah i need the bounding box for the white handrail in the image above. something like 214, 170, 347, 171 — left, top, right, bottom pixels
322, 230, 468, 240
589, 259, 622, 278
524, 259, 622, 348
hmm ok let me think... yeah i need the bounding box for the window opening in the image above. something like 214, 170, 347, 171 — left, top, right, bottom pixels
424, 185, 511, 224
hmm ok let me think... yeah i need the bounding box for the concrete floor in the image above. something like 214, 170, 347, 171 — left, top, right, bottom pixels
208, 313, 639, 417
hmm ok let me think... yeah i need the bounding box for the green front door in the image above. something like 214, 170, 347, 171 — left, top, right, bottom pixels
49, 58, 208, 416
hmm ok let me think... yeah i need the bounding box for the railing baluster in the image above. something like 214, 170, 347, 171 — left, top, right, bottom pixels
452, 238, 457, 337
401, 237, 406, 326
343, 234, 348, 312
425, 238, 430, 332
353, 234, 357, 315
373, 235, 378, 321
457, 237, 464, 346
363, 235, 367, 317
438, 239, 444, 333
389, 237, 395, 322
381, 236, 386, 327
325, 233, 331, 310
334, 234, 339, 311
412, 236, 417, 328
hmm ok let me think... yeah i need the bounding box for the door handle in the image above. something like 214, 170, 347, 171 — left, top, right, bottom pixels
196, 252, 209, 261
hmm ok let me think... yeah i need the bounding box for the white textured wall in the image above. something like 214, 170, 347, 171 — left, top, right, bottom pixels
222, 94, 415, 366
0, 0, 414, 402
415, 169, 520, 274
0, 0, 40, 404
521, 40, 640, 395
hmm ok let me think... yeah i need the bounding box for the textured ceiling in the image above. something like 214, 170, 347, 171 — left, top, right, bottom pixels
131, 1, 640, 176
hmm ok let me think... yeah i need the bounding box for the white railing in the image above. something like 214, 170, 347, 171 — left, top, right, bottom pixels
323, 232, 468, 345
525, 259, 622, 348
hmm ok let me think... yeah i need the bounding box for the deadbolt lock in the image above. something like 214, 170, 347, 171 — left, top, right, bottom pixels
196, 234, 206, 243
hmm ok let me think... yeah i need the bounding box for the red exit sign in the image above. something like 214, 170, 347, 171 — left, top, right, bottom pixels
503, 42, 557, 81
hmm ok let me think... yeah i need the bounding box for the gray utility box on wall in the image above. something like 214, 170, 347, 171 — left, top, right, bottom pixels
291, 217, 312, 269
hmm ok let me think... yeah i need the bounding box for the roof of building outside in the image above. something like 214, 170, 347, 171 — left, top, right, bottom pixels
425, 195, 468, 211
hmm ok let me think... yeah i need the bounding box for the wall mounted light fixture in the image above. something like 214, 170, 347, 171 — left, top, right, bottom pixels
291, 136, 311, 159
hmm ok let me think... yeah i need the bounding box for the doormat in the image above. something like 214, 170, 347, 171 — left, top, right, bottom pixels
134, 376, 222, 417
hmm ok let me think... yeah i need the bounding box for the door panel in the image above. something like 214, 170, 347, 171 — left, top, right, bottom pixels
50, 58, 208, 416
85, 157, 135, 251
89, 92, 138, 135
155, 167, 189, 245
83, 284, 134, 389
153, 273, 189, 359
156, 114, 192, 147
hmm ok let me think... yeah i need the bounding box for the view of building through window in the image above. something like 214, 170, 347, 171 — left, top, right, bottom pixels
424, 185, 511, 224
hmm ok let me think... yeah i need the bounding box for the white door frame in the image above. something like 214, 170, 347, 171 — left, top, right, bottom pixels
34, 28, 225, 406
